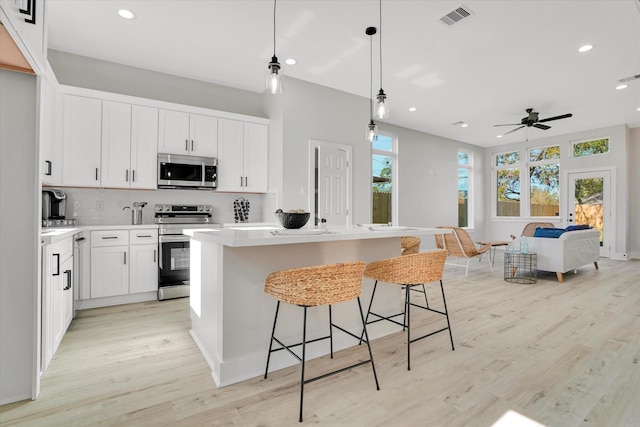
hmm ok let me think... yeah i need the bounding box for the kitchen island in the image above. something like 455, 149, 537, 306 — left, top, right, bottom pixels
185, 225, 448, 387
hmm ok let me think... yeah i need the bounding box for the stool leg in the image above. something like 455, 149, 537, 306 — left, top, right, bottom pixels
299, 306, 308, 422
357, 297, 380, 390
329, 305, 334, 358
405, 285, 411, 371
440, 280, 455, 351
264, 301, 281, 379
359, 280, 378, 344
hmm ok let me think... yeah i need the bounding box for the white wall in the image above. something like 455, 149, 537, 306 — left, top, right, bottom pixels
629, 127, 640, 259
0, 70, 39, 404
484, 124, 632, 259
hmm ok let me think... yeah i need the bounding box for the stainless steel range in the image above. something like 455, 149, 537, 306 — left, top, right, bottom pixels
154, 204, 221, 300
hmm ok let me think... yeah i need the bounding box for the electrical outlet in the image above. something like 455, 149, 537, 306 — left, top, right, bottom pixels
96, 200, 104, 212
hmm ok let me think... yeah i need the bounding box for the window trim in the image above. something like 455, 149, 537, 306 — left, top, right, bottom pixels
493, 149, 521, 218
527, 144, 560, 218
458, 149, 473, 228
371, 131, 398, 225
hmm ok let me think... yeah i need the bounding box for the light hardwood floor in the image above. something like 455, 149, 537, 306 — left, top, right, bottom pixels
2, 257, 639, 426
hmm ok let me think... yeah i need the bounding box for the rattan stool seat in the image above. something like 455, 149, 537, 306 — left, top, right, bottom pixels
361, 250, 452, 370
264, 261, 379, 422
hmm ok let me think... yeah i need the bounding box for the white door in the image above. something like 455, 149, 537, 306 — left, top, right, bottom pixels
567, 170, 611, 258
314, 141, 351, 226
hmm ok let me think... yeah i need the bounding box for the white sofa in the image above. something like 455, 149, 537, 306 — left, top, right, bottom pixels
523, 229, 600, 282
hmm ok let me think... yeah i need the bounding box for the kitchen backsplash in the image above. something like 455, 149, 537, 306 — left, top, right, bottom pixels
60, 188, 267, 225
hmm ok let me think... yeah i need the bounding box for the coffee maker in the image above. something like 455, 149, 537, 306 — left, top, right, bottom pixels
42, 189, 74, 227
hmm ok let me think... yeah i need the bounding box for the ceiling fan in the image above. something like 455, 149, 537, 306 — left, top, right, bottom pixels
494, 108, 573, 136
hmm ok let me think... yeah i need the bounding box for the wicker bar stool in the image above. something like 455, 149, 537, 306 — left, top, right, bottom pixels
401, 236, 428, 308
263, 261, 380, 422
361, 250, 451, 370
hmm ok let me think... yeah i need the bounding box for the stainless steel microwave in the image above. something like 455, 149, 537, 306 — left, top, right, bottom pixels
157, 153, 217, 189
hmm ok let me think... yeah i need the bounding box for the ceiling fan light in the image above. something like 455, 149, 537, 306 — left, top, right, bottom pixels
375, 89, 389, 119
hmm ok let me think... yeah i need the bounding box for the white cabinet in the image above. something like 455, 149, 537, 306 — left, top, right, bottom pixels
90, 230, 129, 298
0, 0, 47, 72
129, 229, 158, 294
158, 109, 218, 157
217, 119, 268, 193
40, 76, 61, 185
101, 101, 158, 189
89, 228, 158, 299
42, 235, 74, 371
61, 95, 102, 187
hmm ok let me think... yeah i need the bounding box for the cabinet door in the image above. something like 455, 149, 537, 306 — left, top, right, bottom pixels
130, 105, 158, 189
243, 123, 268, 193
62, 95, 102, 187
189, 114, 218, 157
158, 109, 190, 155
129, 244, 158, 294
91, 246, 129, 298
59, 256, 74, 348
101, 101, 132, 188
40, 78, 60, 185
42, 244, 55, 371
216, 118, 244, 191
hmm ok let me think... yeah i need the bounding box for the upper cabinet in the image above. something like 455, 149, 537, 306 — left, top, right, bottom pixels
217, 119, 268, 193
40, 75, 61, 185
62, 94, 102, 187
61, 94, 158, 189
158, 110, 217, 158
0, 0, 47, 73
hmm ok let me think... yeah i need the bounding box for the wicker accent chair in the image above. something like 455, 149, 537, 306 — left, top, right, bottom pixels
435, 226, 493, 276
510, 222, 555, 240
361, 250, 451, 370
264, 261, 379, 422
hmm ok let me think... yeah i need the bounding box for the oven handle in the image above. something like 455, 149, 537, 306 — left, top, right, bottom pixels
158, 235, 190, 243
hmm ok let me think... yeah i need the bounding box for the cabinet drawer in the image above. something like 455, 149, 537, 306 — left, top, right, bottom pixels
91, 230, 129, 247
130, 229, 158, 245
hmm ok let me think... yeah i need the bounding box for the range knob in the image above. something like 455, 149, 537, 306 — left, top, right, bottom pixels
198, 206, 204, 212
155, 205, 162, 212
204, 206, 211, 212
164, 205, 170, 212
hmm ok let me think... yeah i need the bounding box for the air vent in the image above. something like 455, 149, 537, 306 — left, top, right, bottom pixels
439, 5, 474, 26
619, 73, 640, 83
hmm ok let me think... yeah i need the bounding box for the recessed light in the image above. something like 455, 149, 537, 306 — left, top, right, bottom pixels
285, 58, 296, 65
118, 9, 135, 19
637, 107, 640, 111
460, 123, 469, 128
578, 44, 593, 53
497, 135, 503, 138
408, 107, 417, 112
616, 84, 628, 90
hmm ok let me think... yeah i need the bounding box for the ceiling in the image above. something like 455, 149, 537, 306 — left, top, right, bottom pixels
46, 1, 640, 147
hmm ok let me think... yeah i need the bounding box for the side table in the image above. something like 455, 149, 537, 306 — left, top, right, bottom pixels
504, 251, 537, 284
477, 240, 511, 267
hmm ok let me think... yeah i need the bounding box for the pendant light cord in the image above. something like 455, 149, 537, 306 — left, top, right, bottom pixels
273, 0, 277, 57
370, 33, 374, 120
379, 0, 383, 89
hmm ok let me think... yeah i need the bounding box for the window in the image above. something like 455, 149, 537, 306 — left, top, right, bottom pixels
495, 151, 520, 217
572, 138, 609, 157
529, 146, 560, 217
458, 150, 472, 227
372, 133, 396, 224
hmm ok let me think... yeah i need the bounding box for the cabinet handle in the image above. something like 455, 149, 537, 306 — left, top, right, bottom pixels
19, 0, 36, 25
153, 250, 156, 263
245, 177, 248, 187
240, 176, 243, 187
137, 234, 152, 238
64, 270, 72, 290
132, 170, 136, 182
124, 252, 127, 265
125, 169, 129, 182
185, 139, 188, 151
95, 168, 99, 181
191, 140, 194, 151
45, 160, 52, 176
75, 237, 86, 242
102, 236, 118, 240
52, 253, 60, 276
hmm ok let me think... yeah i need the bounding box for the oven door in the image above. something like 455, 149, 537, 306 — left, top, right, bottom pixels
158, 235, 190, 287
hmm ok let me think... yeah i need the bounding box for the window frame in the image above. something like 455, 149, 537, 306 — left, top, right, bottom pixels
493, 149, 522, 218
528, 144, 560, 218
371, 131, 398, 225
457, 149, 473, 228
570, 137, 610, 158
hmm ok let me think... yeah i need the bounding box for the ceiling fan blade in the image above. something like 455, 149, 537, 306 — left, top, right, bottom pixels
494, 123, 521, 127
538, 113, 573, 123
502, 125, 525, 136
533, 123, 551, 130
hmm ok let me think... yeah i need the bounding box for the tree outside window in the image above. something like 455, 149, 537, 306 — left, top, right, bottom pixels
372, 134, 395, 224
529, 146, 560, 217
496, 151, 520, 216
458, 151, 472, 227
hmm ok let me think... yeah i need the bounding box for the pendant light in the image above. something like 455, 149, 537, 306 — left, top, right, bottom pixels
266, 0, 283, 94
374, 0, 389, 119
366, 26, 378, 143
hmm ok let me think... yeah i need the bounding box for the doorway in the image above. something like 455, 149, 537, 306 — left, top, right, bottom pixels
310, 140, 352, 227
567, 169, 612, 258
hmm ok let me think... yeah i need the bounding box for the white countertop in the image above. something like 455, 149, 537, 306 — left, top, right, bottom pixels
185, 225, 450, 247
41, 224, 159, 245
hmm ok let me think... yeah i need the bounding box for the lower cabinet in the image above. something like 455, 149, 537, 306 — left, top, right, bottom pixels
42, 235, 74, 372
90, 228, 158, 299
